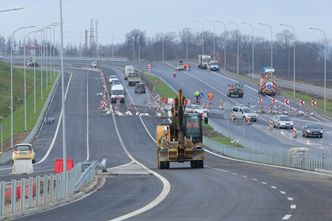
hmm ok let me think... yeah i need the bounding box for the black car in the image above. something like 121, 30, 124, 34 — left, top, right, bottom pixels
135, 83, 146, 94
302, 123, 323, 138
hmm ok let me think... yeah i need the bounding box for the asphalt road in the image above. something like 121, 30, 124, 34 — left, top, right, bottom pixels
8, 63, 332, 221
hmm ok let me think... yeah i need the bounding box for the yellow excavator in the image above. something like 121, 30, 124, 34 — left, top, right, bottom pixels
156, 89, 205, 169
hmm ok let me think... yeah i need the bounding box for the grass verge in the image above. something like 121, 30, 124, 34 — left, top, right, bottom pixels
203, 124, 243, 148
0, 60, 58, 151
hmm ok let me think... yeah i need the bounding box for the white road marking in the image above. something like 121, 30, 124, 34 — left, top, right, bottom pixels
282, 214, 292, 220
261, 182, 267, 185
287, 197, 294, 201
271, 185, 277, 189
242, 175, 247, 178
290, 204, 296, 209
35, 73, 73, 165
232, 172, 238, 175
280, 191, 286, 195
251, 178, 257, 181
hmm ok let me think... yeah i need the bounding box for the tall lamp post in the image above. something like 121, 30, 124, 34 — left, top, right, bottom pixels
33, 30, 41, 113
242, 22, 255, 79
280, 24, 296, 98
228, 22, 240, 74
23, 29, 39, 131
0, 116, 3, 153
216, 21, 227, 70
206, 20, 216, 59
10, 25, 37, 149
259, 23, 273, 69
195, 20, 205, 54
309, 27, 327, 112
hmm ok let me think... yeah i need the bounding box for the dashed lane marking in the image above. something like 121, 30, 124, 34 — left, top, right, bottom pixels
282, 214, 292, 220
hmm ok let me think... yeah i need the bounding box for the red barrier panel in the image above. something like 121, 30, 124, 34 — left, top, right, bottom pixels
5, 183, 37, 201
54, 158, 74, 174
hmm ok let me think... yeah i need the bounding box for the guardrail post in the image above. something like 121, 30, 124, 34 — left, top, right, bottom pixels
36, 176, 40, 208
50, 174, 54, 202
0, 181, 5, 216
43, 176, 48, 206
11, 180, 16, 214
28, 177, 33, 208
20, 178, 25, 212
56, 174, 60, 201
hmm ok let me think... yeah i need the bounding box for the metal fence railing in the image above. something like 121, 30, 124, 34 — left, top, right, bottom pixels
0, 161, 97, 218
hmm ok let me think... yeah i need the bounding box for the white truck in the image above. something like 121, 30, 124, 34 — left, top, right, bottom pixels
124, 65, 135, 80
110, 84, 125, 103
198, 55, 212, 69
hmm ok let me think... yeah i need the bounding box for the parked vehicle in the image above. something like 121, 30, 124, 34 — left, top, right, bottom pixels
231, 106, 257, 122
110, 84, 125, 103
302, 123, 323, 138
271, 115, 293, 129
12, 143, 36, 163
258, 68, 277, 96
124, 65, 135, 80
198, 54, 212, 69
227, 83, 244, 97
208, 60, 219, 71
135, 82, 146, 94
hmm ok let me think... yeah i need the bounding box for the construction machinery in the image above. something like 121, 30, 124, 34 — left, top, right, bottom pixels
156, 89, 205, 169
198, 54, 212, 69
227, 82, 244, 97
258, 68, 277, 96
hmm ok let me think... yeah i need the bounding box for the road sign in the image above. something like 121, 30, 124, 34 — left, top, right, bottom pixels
272, 97, 276, 104
284, 98, 289, 105
258, 96, 263, 104
299, 99, 305, 106
311, 98, 317, 107
147, 64, 152, 72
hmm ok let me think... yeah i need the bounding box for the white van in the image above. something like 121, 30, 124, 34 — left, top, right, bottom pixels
110, 84, 125, 103
124, 65, 135, 80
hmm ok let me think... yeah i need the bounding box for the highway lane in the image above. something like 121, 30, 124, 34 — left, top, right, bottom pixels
146, 62, 332, 152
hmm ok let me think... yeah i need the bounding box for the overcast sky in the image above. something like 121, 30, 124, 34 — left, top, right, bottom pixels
1, 0, 331, 45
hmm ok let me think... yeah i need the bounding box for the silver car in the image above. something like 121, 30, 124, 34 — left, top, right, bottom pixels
272, 115, 294, 129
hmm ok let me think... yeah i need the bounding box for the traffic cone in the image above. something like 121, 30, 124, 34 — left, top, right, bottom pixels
293, 127, 297, 137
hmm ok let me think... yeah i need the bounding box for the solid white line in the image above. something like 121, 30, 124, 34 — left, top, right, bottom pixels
290, 204, 296, 209
35, 73, 73, 165
282, 214, 292, 220
280, 191, 286, 195
86, 74, 90, 161
100, 69, 170, 221
287, 197, 294, 201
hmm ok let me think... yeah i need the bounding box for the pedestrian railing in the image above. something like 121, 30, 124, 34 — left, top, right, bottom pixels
0, 161, 97, 218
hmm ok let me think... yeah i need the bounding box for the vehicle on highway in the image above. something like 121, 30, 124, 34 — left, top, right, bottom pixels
44, 117, 55, 124
127, 71, 141, 86
91, 61, 97, 68
12, 143, 36, 163
302, 123, 323, 138
198, 54, 212, 69
185, 104, 209, 119
231, 106, 257, 122
111, 79, 122, 86
124, 65, 135, 80
258, 69, 277, 96
176, 60, 185, 71
227, 82, 244, 97
110, 84, 125, 103
156, 89, 205, 169
208, 60, 219, 71
108, 75, 119, 84
271, 115, 294, 129
26, 58, 39, 67
135, 82, 146, 94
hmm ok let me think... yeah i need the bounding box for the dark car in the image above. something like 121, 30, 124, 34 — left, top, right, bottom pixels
302, 123, 323, 138
135, 83, 146, 94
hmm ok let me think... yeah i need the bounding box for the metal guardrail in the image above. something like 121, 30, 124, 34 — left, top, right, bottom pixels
0, 161, 97, 218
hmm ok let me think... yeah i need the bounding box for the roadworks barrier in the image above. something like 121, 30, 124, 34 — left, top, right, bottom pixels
12, 160, 33, 175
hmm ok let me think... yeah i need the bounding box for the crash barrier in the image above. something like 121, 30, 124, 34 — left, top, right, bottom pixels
54, 159, 74, 174
205, 125, 332, 172
0, 161, 97, 218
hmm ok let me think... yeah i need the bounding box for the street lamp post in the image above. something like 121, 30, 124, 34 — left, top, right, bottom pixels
0, 116, 3, 153
33, 30, 41, 113
309, 27, 327, 112
206, 20, 216, 59
162, 36, 164, 62
280, 24, 296, 98
10, 25, 36, 149
195, 20, 205, 54
216, 21, 227, 70
259, 23, 273, 69
138, 35, 141, 62
228, 22, 240, 74
242, 22, 255, 79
